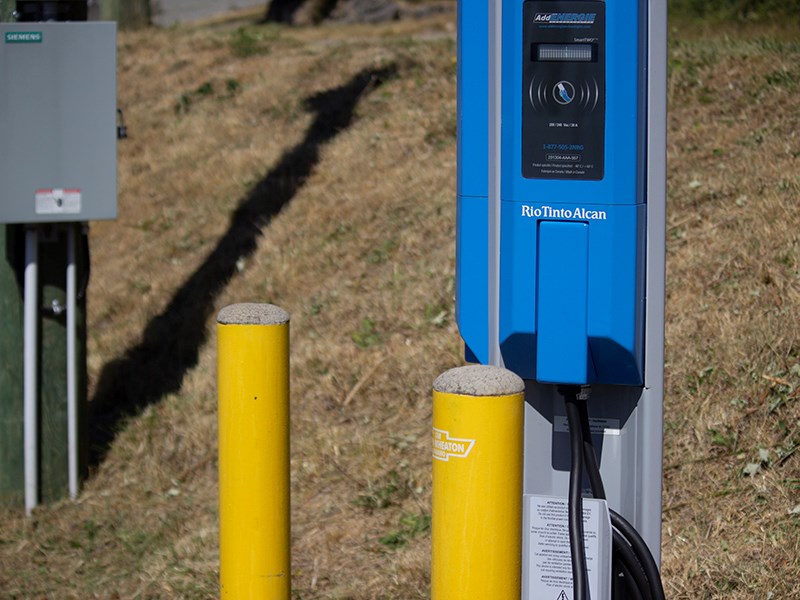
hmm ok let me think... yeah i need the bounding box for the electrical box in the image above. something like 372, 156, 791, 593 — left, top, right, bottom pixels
0, 22, 117, 224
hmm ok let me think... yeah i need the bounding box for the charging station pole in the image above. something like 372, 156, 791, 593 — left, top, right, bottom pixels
455, 0, 667, 597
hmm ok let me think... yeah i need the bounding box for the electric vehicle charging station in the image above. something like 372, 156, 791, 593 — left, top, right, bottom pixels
455, 0, 666, 598
0, 20, 117, 513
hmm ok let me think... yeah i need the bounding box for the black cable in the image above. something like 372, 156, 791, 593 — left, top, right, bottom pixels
564, 388, 589, 600
576, 391, 667, 600
610, 511, 666, 600
578, 398, 606, 500
613, 529, 648, 600
613, 558, 644, 600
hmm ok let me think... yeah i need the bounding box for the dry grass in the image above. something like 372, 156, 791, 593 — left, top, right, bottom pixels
0, 9, 798, 599
662, 18, 800, 599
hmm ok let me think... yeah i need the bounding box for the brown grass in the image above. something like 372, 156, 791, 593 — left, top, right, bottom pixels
0, 8, 798, 599
661, 19, 800, 599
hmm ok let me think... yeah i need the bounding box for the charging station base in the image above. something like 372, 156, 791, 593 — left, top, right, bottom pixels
522, 494, 612, 600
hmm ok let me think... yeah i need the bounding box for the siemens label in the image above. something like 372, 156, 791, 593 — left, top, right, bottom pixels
4, 32, 43, 43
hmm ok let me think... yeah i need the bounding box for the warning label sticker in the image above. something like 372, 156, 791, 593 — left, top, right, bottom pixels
553, 415, 620, 436
522, 495, 611, 600
35, 188, 81, 215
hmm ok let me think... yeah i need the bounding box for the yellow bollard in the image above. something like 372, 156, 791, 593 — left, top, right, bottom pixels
218, 303, 290, 599
431, 365, 525, 600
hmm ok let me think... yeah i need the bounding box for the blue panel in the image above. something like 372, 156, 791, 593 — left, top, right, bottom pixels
586, 203, 646, 384
457, 1, 489, 199
499, 200, 538, 379
499, 201, 645, 385
456, 0, 647, 385
536, 221, 591, 384
455, 195, 489, 364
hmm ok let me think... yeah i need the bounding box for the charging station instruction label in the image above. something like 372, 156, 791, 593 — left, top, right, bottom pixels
523, 495, 611, 600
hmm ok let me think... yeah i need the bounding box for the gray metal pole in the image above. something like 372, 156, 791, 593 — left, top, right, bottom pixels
23, 226, 38, 515
487, 0, 503, 368
637, 0, 669, 563
66, 224, 78, 500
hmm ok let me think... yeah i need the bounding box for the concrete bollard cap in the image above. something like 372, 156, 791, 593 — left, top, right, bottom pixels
217, 303, 290, 326
433, 365, 525, 397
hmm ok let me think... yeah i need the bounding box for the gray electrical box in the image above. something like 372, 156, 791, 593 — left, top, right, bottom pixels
0, 22, 117, 224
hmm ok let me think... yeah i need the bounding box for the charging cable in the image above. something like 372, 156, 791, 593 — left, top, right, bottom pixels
561, 387, 667, 600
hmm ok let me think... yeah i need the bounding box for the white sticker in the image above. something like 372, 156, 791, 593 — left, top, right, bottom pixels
553, 415, 620, 436
35, 188, 81, 215
432, 427, 475, 462
523, 495, 612, 600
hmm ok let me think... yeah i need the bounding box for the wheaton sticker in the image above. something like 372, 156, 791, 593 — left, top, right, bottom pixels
432, 428, 475, 462
5, 32, 43, 43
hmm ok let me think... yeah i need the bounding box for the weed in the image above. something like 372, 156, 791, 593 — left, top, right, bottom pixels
423, 298, 451, 329
764, 68, 799, 89
174, 78, 242, 114
225, 78, 241, 96
709, 426, 737, 451
354, 470, 405, 510
195, 81, 214, 96
364, 239, 397, 265
379, 512, 431, 550
229, 27, 270, 58
351, 317, 382, 349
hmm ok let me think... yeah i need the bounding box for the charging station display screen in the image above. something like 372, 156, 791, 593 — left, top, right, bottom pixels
522, 1, 605, 181
534, 43, 595, 62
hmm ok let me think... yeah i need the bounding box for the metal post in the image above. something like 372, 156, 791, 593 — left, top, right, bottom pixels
431, 365, 525, 600
23, 225, 38, 515
217, 303, 291, 599
66, 224, 78, 499
487, 0, 503, 367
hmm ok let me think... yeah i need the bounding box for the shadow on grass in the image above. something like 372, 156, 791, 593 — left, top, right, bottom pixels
88, 64, 398, 468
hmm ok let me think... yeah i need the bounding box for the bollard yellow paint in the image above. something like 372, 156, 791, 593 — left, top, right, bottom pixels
218, 304, 290, 599
431, 369, 524, 600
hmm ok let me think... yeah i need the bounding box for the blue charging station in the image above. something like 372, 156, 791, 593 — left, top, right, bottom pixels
456, 0, 667, 598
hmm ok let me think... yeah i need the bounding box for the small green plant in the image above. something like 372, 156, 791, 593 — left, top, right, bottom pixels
354, 470, 403, 510
423, 299, 451, 328
175, 94, 192, 114
225, 78, 241, 96
351, 318, 382, 349
230, 27, 271, 58
764, 68, 799, 89
379, 512, 431, 550
195, 81, 214, 96
364, 239, 397, 265
709, 426, 737, 451
174, 79, 242, 114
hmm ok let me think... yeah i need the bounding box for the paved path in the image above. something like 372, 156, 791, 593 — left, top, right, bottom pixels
151, 0, 264, 26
